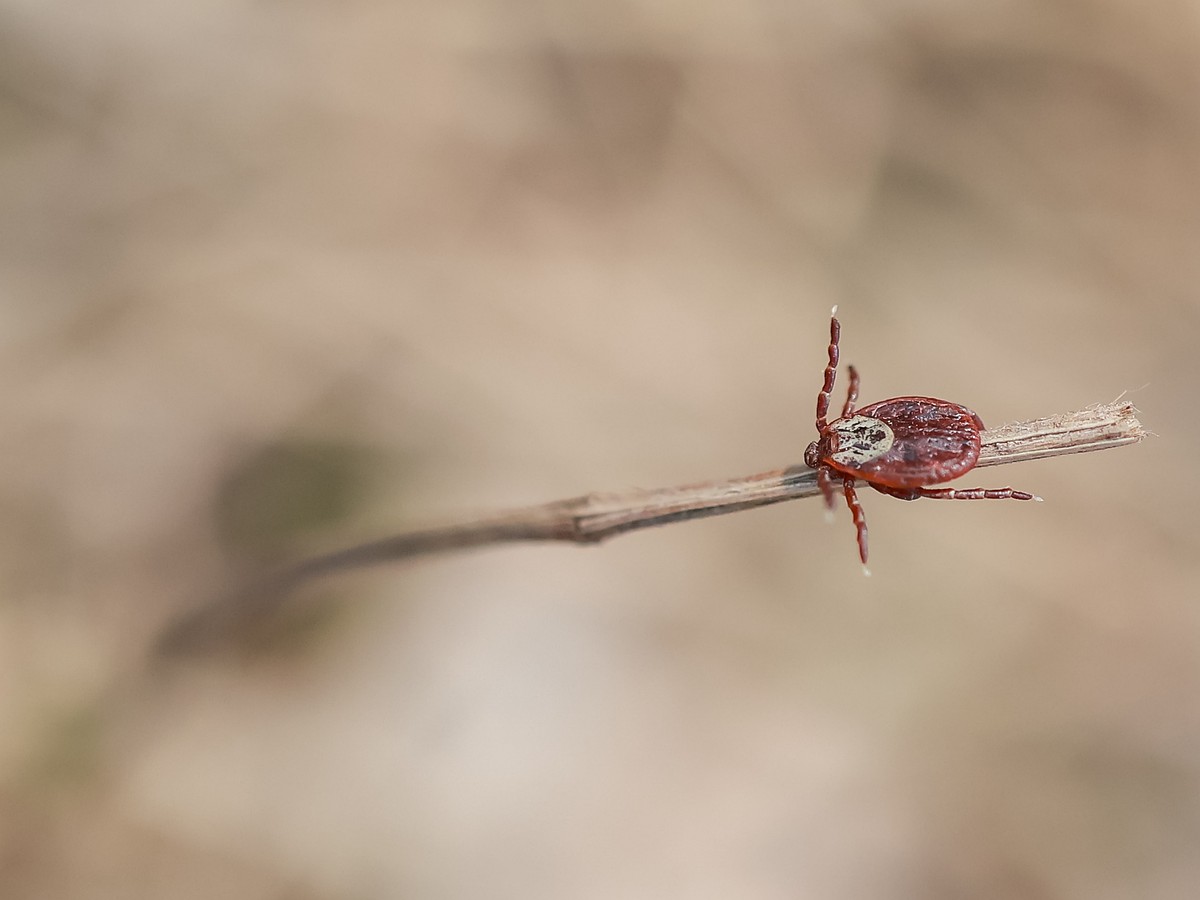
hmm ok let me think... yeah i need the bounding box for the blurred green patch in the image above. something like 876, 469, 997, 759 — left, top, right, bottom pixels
214, 439, 377, 560
22, 703, 105, 792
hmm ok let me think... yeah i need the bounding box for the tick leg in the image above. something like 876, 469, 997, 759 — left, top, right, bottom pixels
842, 364, 860, 418
873, 485, 1038, 501
817, 465, 837, 512
815, 309, 840, 430
842, 477, 870, 567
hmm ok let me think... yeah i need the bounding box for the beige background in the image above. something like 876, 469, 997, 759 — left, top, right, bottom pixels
1, 1, 1197, 898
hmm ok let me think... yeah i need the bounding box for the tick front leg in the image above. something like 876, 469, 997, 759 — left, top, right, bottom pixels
815, 309, 841, 430
873, 485, 1040, 502
817, 465, 837, 511
842, 364, 860, 418
842, 476, 870, 569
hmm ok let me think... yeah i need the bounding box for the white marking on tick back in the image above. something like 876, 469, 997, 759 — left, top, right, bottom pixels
828, 416, 895, 467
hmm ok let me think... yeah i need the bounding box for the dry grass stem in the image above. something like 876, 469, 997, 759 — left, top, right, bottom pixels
159, 401, 1142, 653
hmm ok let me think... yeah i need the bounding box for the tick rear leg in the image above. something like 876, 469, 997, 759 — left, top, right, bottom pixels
842, 476, 870, 570
873, 485, 1040, 502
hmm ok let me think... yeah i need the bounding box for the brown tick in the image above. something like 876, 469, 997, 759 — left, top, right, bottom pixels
804, 308, 1039, 572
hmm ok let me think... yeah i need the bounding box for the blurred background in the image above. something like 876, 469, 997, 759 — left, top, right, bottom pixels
1, 0, 1197, 897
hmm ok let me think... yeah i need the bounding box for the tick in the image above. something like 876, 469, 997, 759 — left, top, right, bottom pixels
804, 308, 1038, 571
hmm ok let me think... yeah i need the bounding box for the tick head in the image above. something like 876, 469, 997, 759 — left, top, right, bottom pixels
803, 440, 821, 468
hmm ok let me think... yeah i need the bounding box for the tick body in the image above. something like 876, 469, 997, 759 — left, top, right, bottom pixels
804, 309, 1037, 570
